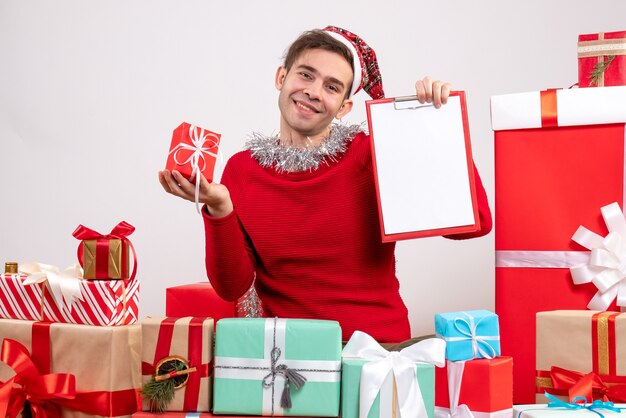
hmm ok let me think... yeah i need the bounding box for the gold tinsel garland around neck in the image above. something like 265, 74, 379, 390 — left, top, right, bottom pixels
246, 123, 363, 173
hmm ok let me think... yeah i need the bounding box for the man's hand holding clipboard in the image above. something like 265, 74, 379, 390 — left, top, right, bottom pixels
414, 75, 452, 108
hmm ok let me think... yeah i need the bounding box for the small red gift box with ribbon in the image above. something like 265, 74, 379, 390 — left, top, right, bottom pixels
165, 123, 221, 213
536, 310, 626, 404
0, 318, 142, 418
578, 31, 626, 88
490, 87, 626, 403
166, 122, 220, 183
141, 317, 213, 413
435, 357, 513, 418
72, 221, 137, 280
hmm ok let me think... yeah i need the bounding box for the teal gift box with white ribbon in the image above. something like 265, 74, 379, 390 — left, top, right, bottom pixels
434, 310, 500, 361
341, 331, 445, 418
213, 318, 342, 416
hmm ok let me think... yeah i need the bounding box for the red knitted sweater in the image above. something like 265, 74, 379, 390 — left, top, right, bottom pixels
203, 131, 492, 343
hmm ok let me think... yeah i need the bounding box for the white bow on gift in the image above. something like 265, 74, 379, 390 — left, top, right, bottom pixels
342, 331, 446, 418
434, 361, 474, 418
570, 202, 626, 310
20, 261, 84, 311
169, 124, 220, 214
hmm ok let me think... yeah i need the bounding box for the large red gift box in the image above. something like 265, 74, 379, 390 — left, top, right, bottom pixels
165, 122, 220, 183
165, 283, 235, 324
435, 357, 513, 418
578, 31, 626, 88
491, 87, 626, 403
0, 318, 141, 418
0, 270, 139, 326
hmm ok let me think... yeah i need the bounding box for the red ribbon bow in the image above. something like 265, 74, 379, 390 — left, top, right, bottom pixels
0, 339, 76, 418
551, 366, 626, 403
72, 221, 137, 280
0, 338, 141, 418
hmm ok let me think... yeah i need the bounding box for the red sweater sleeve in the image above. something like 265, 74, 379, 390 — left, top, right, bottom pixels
445, 162, 493, 240
202, 156, 256, 301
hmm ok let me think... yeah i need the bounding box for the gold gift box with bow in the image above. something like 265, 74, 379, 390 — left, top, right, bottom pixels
82, 238, 129, 280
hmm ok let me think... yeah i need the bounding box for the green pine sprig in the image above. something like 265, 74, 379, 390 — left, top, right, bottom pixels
140, 360, 187, 412
141, 378, 177, 412
589, 55, 616, 86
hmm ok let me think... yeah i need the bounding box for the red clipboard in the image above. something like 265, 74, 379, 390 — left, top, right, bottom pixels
366, 91, 480, 242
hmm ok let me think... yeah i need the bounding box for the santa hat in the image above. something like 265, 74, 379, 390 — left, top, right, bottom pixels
323, 25, 385, 100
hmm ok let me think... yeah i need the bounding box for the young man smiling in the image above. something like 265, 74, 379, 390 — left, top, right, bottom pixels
275, 47, 354, 145
159, 26, 492, 343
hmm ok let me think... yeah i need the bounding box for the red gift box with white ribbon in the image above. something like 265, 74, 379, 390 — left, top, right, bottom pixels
435, 357, 513, 418
166, 122, 220, 183
491, 87, 626, 403
165, 123, 221, 212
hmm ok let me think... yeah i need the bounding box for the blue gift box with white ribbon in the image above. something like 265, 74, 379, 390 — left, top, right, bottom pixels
434, 310, 501, 361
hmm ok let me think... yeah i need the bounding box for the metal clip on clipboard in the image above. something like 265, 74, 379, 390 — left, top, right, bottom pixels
393, 95, 435, 110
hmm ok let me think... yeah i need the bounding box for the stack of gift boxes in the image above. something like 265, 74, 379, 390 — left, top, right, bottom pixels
434, 310, 513, 418
0, 246, 513, 418
137, 307, 513, 418
2, 29, 626, 418
0, 222, 143, 418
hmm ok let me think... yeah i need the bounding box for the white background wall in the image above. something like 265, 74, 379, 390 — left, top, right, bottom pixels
1, 0, 624, 336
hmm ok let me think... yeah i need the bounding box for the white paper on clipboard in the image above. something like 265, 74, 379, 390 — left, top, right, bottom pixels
366, 92, 479, 241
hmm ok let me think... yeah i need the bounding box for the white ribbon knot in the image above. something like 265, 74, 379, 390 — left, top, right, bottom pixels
570, 202, 626, 310
169, 124, 220, 213
440, 312, 499, 360
19, 261, 84, 311
342, 331, 446, 418
434, 361, 475, 418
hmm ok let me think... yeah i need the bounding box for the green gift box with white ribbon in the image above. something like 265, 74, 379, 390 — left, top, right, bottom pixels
342, 359, 435, 418
213, 318, 342, 416
341, 331, 445, 418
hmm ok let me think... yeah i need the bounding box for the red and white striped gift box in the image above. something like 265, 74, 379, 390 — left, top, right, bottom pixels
0, 273, 139, 326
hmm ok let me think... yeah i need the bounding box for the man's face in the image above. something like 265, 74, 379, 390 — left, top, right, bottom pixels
275, 48, 354, 138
